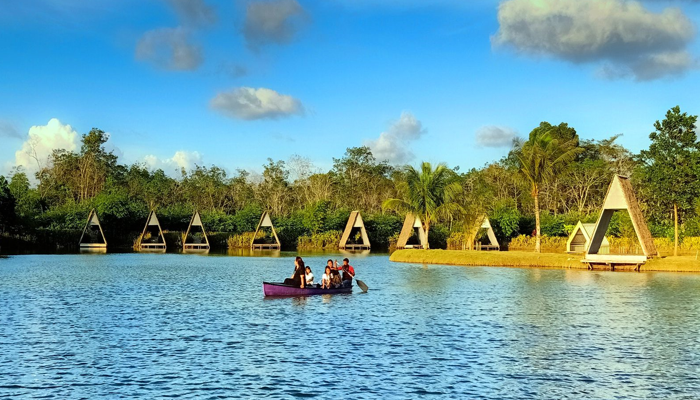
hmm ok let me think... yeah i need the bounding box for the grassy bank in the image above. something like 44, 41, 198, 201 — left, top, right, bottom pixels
390, 249, 700, 273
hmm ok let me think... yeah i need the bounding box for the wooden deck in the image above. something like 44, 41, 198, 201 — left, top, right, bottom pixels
340, 244, 371, 250
582, 254, 648, 271
252, 243, 280, 250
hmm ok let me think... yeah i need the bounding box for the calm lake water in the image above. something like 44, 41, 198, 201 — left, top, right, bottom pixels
1, 252, 700, 399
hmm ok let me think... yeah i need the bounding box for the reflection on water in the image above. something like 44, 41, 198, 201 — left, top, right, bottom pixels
1, 253, 699, 398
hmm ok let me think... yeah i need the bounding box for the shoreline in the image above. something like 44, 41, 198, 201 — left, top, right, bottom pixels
389, 249, 700, 273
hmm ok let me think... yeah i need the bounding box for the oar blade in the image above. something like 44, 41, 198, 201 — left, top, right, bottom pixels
356, 279, 368, 293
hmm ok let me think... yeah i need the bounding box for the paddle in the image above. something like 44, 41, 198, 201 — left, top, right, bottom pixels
336, 259, 368, 293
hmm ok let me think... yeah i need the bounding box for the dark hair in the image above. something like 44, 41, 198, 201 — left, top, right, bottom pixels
295, 256, 305, 270
325, 266, 331, 273
343, 258, 349, 262
327, 259, 333, 264
306, 266, 312, 272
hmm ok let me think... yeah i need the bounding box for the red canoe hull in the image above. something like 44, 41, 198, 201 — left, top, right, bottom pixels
263, 282, 352, 296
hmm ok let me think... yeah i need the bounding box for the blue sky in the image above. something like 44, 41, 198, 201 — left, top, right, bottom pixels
1, 0, 699, 179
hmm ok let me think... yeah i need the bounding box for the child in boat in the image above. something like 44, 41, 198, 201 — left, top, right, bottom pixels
321, 266, 332, 289
327, 259, 342, 288
305, 266, 315, 286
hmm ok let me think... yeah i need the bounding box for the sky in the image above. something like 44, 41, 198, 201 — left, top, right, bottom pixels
1, 0, 699, 180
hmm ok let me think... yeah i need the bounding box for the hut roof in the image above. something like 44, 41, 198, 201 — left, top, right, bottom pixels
396, 213, 428, 249
587, 175, 657, 257
339, 211, 370, 249
251, 211, 280, 248
183, 211, 210, 249
79, 208, 107, 247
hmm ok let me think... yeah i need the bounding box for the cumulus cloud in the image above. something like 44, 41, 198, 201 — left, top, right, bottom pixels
0, 119, 22, 139
135, 27, 203, 71
210, 87, 304, 120
144, 150, 203, 175
167, 0, 216, 27
475, 126, 518, 148
14, 118, 79, 178
364, 112, 426, 164
493, 0, 698, 81
242, 0, 308, 49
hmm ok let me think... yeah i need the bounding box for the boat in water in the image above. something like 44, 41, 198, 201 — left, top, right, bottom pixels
263, 282, 352, 297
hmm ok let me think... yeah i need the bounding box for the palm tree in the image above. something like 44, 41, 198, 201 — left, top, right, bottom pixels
383, 162, 462, 248
518, 131, 581, 253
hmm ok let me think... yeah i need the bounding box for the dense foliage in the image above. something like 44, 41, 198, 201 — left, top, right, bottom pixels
2, 106, 699, 252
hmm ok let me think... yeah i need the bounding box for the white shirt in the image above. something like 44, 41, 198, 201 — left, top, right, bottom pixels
321, 273, 330, 284
306, 272, 314, 284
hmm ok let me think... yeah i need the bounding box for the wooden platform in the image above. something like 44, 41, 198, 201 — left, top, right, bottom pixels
252, 243, 280, 250
184, 243, 210, 251
582, 254, 648, 271
80, 243, 107, 249
140, 243, 166, 251
340, 244, 371, 250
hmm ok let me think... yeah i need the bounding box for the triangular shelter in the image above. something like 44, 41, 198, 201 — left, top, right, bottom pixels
339, 211, 371, 250
469, 216, 500, 251
567, 221, 608, 254
585, 175, 658, 266
79, 209, 107, 249
139, 210, 166, 251
183, 211, 210, 251
251, 211, 281, 250
396, 213, 428, 249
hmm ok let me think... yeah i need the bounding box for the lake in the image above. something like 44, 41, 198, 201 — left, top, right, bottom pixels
1, 252, 699, 399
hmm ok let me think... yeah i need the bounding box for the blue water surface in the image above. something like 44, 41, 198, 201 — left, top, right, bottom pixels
1, 252, 700, 399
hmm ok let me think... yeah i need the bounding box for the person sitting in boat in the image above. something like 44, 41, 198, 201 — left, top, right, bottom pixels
338, 258, 355, 288
327, 259, 342, 288
283, 257, 306, 288
305, 266, 315, 286
321, 266, 332, 289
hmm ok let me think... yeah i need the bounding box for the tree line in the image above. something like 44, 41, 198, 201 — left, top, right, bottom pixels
0, 106, 697, 253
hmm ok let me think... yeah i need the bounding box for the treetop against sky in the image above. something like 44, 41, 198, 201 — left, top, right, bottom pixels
1, 0, 699, 179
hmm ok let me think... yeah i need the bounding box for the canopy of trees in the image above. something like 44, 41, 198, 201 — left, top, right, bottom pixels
1, 107, 698, 251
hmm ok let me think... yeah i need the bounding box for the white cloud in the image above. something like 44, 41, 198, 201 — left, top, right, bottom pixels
364, 112, 426, 164
144, 150, 203, 176
135, 27, 203, 71
475, 126, 518, 148
167, 0, 217, 27
14, 118, 79, 178
493, 0, 698, 81
242, 0, 308, 50
210, 87, 304, 120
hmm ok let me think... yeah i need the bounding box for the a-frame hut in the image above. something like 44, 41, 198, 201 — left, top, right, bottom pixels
567, 221, 608, 254
183, 211, 210, 251
584, 175, 658, 268
469, 216, 500, 251
339, 211, 371, 250
396, 213, 428, 249
139, 210, 166, 251
79, 209, 107, 250
251, 211, 281, 250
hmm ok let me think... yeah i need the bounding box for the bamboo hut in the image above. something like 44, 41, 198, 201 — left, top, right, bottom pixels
567, 221, 608, 254
183, 211, 210, 252
584, 175, 658, 269
139, 210, 166, 251
339, 211, 371, 250
466, 216, 499, 251
251, 211, 281, 250
396, 213, 428, 249
79, 209, 107, 250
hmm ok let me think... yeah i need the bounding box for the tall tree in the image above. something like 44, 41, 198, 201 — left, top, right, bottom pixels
517, 124, 581, 252
637, 106, 700, 256
0, 176, 17, 234
382, 162, 462, 247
